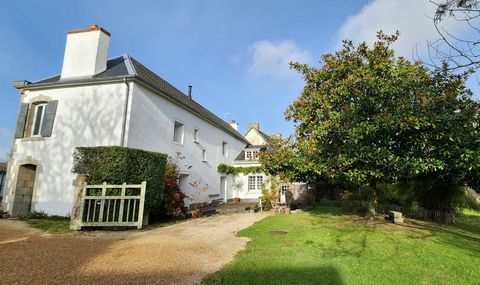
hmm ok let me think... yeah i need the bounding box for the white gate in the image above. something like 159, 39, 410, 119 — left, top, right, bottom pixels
79, 181, 146, 229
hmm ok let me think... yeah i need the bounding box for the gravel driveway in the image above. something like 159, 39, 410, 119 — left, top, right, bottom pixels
0, 213, 267, 285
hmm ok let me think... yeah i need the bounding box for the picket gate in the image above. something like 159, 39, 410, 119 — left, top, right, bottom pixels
78, 181, 146, 229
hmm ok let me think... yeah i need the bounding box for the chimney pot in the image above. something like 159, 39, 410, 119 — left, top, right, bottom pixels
188, 85, 192, 99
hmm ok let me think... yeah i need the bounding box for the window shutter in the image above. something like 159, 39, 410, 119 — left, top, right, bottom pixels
40, 100, 58, 137
14, 103, 29, 138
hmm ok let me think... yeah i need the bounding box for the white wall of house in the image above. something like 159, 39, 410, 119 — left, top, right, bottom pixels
2, 83, 127, 216
227, 167, 266, 202
244, 128, 267, 146
126, 83, 247, 205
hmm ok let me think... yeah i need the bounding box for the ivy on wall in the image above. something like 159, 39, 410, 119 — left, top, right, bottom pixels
217, 163, 262, 175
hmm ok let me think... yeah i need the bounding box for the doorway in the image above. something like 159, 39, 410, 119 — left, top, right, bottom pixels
220, 176, 227, 202
12, 164, 37, 216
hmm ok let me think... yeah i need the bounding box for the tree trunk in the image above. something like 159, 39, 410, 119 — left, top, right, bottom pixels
368, 185, 377, 219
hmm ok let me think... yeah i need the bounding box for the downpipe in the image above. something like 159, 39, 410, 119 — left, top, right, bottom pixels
120, 78, 130, 147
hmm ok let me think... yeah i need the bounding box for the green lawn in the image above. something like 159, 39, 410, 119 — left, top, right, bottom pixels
23, 218, 72, 234
202, 206, 480, 285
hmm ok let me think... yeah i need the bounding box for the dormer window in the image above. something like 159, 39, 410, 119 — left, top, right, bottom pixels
245, 150, 259, 160
31, 103, 47, 136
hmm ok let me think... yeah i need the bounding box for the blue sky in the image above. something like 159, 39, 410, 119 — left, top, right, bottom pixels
0, 0, 476, 160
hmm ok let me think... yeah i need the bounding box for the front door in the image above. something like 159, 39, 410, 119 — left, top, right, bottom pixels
220, 176, 227, 202
12, 164, 37, 216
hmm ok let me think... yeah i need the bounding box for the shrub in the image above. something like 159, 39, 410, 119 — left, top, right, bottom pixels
72, 146, 168, 215
164, 160, 186, 218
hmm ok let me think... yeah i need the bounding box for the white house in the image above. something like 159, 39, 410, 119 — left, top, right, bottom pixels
224, 122, 311, 206
2, 25, 249, 216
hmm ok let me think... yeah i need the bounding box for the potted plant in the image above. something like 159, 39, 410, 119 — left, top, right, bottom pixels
270, 207, 277, 215
190, 205, 201, 218
190, 203, 202, 219
249, 204, 257, 214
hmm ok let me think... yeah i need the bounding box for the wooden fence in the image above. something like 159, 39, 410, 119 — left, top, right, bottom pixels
78, 181, 146, 229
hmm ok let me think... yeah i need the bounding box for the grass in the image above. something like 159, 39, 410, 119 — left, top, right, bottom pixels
462, 208, 480, 216
21, 216, 72, 234
202, 206, 480, 285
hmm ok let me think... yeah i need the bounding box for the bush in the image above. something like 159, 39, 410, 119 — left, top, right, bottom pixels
72, 146, 168, 216
164, 160, 187, 218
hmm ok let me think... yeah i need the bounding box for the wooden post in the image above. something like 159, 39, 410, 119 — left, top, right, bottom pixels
98, 182, 107, 222
137, 181, 146, 229
118, 182, 126, 223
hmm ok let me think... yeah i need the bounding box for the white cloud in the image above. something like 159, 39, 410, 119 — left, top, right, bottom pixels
247, 40, 312, 79
336, 0, 467, 59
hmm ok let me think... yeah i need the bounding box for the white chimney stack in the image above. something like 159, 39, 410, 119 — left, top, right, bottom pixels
229, 120, 239, 131
60, 24, 110, 79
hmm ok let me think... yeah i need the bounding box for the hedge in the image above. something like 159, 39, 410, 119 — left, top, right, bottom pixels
72, 146, 168, 215
217, 163, 262, 175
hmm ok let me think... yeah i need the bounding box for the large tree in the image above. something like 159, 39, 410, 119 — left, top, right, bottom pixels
286, 32, 480, 217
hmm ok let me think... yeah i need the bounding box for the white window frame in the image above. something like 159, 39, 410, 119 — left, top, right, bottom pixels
202, 149, 207, 162
245, 150, 260, 160
193, 128, 199, 143
31, 103, 47, 137
247, 175, 263, 192
172, 120, 184, 145
222, 141, 228, 157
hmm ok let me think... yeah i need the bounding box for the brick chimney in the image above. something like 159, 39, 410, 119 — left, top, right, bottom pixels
61, 24, 111, 79
247, 123, 259, 132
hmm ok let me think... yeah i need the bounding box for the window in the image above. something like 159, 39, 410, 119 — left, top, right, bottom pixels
222, 141, 228, 157
280, 184, 290, 195
193, 128, 199, 143
173, 121, 184, 144
31, 103, 47, 136
202, 149, 207, 162
245, 150, 259, 160
248, 175, 263, 191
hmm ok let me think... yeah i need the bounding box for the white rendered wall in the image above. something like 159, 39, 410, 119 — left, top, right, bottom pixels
126, 83, 247, 205
228, 163, 265, 201
3, 83, 126, 215
244, 128, 267, 146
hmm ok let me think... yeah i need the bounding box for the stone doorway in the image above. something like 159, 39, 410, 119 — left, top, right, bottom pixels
11, 164, 37, 217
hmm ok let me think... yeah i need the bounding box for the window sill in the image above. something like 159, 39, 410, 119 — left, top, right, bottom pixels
172, 141, 184, 146
19, 136, 46, 142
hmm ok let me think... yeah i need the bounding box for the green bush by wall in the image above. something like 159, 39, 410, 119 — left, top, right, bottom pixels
72, 146, 168, 215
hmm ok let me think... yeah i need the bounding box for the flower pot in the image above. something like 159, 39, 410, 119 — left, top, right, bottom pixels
270, 208, 277, 216
284, 207, 291, 215
249, 209, 256, 214
233, 197, 241, 203
190, 210, 200, 219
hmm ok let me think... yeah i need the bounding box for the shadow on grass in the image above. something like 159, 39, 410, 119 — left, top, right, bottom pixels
310, 204, 480, 257
202, 265, 344, 285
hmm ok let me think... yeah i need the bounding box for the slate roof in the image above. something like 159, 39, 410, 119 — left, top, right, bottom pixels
19, 55, 249, 144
